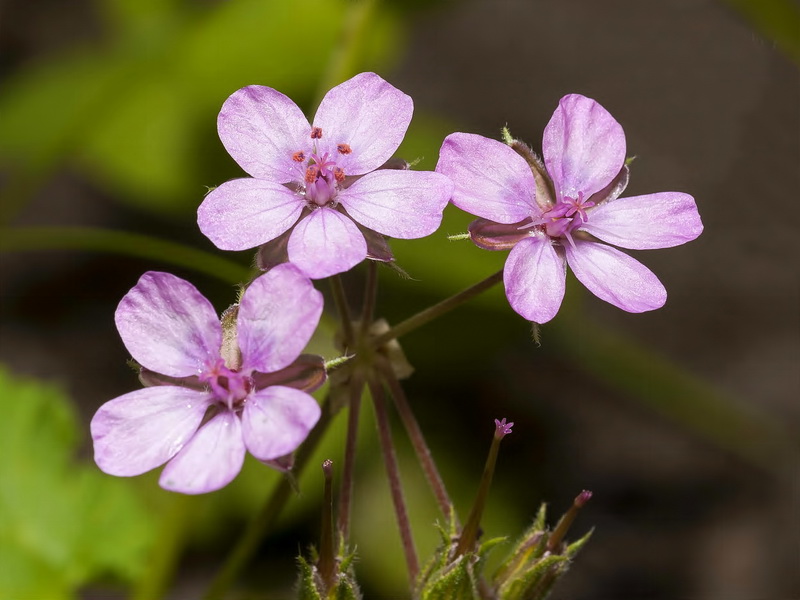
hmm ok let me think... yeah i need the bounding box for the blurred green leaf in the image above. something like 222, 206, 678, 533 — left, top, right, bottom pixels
0, 226, 251, 286
720, 0, 800, 64
0, 0, 403, 218
0, 366, 155, 598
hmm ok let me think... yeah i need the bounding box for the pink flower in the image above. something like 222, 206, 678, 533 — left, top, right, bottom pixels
436, 94, 703, 323
198, 72, 453, 279
91, 264, 324, 494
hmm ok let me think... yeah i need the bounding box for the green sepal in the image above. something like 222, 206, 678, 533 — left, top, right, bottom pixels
296, 555, 323, 600
492, 502, 593, 600
296, 543, 362, 600
419, 553, 480, 600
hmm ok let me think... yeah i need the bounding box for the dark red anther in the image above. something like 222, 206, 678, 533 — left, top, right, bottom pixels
333, 167, 346, 183
305, 165, 319, 183
337, 143, 352, 155
311, 127, 323, 139
292, 151, 306, 162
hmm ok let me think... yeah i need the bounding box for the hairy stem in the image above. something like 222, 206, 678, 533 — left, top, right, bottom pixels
378, 358, 455, 522
371, 270, 503, 348
336, 373, 364, 540
368, 376, 419, 587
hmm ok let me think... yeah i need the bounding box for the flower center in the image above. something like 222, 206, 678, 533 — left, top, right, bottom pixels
527, 191, 595, 245
291, 127, 353, 208
200, 358, 253, 411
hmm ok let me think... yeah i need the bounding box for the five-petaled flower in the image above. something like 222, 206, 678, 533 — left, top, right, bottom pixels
198, 72, 453, 279
91, 264, 325, 494
436, 94, 703, 323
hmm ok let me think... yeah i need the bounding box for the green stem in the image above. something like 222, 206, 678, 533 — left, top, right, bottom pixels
330, 274, 356, 350
203, 396, 333, 600
454, 422, 508, 558
319, 459, 337, 591
367, 375, 419, 587
0, 226, 250, 285
371, 270, 503, 348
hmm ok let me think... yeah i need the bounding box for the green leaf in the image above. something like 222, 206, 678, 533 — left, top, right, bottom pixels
0, 366, 155, 598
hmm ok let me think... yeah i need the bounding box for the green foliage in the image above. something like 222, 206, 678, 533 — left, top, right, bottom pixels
0, 0, 402, 216
0, 366, 155, 599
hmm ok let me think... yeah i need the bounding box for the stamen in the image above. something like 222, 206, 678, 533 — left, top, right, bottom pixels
310, 127, 323, 139
333, 167, 346, 182
337, 143, 352, 155
305, 165, 319, 183
291, 151, 306, 162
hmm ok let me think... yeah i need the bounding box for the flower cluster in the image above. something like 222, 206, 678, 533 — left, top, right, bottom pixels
93, 73, 701, 525
89, 70, 704, 600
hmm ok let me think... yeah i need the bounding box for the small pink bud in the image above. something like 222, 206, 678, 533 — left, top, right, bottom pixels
575, 489, 592, 508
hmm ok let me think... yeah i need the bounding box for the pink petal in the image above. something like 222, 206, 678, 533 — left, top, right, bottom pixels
436, 132, 536, 224
217, 85, 311, 182
91, 386, 212, 477
581, 192, 704, 250
238, 264, 323, 373
198, 178, 305, 251
338, 170, 452, 239
287, 208, 367, 279
159, 410, 246, 494
241, 386, 321, 461
312, 72, 412, 175
503, 235, 566, 323
542, 94, 626, 200
115, 272, 221, 377
565, 241, 667, 312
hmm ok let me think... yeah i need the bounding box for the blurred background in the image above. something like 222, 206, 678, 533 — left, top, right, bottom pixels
1, 0, 798, 598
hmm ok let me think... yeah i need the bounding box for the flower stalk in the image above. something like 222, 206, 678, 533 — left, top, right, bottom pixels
370, 269, 503, 348
367, 375, 420, 586
319, 460, 337, 591
378, 358, 455, 521
454, 418, 513, 558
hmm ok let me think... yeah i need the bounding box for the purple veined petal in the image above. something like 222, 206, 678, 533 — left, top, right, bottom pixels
503, 234, 567, 324
542, 94, 626, 201
115, 272, 221, 377
312, 72, 413, 175
217, 85, 311, 182
565, 240, 667, 312
581, 192, 704, 250
198, 178, 305, 251
252, 354, 327, 393
469, 217, 533, 251
287, 207, 367, 279
338, 170, 453, 239
159, 410, 246, 494
437, 132, 536, 224
241, 386, 321, 461
91, 386, 213, 477
237, 264, 323, 373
